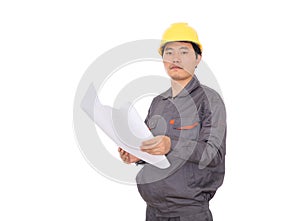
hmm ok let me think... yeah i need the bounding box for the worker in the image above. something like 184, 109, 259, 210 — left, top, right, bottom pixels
119, 22, 227, 221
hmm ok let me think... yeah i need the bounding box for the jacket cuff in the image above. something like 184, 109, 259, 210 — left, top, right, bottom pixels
135, 160, 146, 166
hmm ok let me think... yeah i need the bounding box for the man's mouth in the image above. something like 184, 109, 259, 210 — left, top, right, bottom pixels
169, 65, 183, 70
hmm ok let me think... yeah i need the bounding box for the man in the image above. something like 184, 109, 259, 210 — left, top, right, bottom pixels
119, 23, 226, 221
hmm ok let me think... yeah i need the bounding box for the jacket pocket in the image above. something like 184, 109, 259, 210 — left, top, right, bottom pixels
171, 117, 201, 140
147, 115, 167, 136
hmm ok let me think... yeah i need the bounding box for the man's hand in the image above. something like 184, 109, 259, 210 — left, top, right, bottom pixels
118, 147, 140, 164
140, 135, 171, 155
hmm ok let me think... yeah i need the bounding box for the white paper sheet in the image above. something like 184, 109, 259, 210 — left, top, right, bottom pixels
80, 84, 170, 169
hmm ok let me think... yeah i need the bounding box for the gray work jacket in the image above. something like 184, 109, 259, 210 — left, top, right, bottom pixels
136, 75, 227, 218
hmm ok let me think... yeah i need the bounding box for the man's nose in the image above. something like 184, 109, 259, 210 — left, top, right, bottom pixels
172, 52, 181, 63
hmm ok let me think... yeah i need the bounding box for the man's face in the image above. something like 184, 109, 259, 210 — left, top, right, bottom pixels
162, 42, 201, 81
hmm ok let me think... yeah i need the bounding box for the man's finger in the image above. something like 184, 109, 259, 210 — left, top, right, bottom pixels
141, 148, 152, 154
142, 148, 162, 155
140, 144, 157, 150
142, 137, 161, 146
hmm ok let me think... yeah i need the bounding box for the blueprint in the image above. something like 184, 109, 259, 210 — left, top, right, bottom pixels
80, 84, 170, 169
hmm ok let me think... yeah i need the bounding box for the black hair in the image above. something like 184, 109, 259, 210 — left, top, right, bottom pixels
161, 41, 202, 58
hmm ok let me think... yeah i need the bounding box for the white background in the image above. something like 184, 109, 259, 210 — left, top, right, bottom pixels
1, 0, 300, 220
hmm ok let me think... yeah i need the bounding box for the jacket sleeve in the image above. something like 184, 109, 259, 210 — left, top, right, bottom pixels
169, 95, 226, 168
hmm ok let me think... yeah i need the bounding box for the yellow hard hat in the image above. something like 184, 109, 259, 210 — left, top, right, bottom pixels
158, 23, 202, 56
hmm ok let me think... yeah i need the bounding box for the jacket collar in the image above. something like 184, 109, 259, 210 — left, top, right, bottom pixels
161, 75, 201, 100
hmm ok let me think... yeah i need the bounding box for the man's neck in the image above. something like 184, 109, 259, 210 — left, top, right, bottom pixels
171, 76, 193, 97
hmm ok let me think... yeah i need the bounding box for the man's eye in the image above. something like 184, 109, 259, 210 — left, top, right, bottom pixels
181, 51, 188, 55
165, 52, 172, 55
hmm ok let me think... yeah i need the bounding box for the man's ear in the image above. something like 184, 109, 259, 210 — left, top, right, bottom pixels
195, 55, 202, 67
